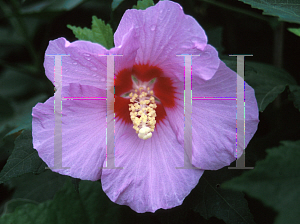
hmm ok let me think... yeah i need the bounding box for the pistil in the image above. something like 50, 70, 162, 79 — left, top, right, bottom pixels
129, 87, 157, 140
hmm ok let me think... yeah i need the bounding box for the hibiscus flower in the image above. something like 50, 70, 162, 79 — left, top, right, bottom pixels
32, 1, 259, 213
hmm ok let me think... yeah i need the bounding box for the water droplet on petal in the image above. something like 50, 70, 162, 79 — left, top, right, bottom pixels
204, 51, 211, 58
101, 78, 105, 82
191, 37, 199, 43
150, 25, 156, 31
183, 42, 193, 49
83, 53, 90, 57
73, 62, 77, 65
91, 67, 97, 71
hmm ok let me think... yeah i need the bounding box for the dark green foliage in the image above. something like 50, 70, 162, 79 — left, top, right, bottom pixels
0, 129, 46, 184
239, 0, 300, 24
67, 16, 114, 49
132, 0, 154, 10
224, 60, 296, 111
223, 141, 300, 224
0, 0, 300, 223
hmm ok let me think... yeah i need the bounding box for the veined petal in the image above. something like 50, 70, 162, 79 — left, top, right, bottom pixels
115, 1, 219, 82
101, 120, 204, 213
165, 61, 259, 170
32, 84, 107, 180
44, 27, 139, 89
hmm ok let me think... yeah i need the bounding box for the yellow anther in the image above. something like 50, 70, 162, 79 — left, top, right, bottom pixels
128, 87, 157, 140
148, 111, 155, 116
134, 118, 141, 126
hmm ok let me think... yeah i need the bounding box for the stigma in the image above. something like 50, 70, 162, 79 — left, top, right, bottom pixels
129, 87, 157, 140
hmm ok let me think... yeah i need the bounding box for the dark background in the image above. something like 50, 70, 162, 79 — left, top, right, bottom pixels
0, 0, 299, 223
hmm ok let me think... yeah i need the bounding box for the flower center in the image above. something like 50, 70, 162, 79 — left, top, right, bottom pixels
129, 87, 157, 140
114, 64, 177, 139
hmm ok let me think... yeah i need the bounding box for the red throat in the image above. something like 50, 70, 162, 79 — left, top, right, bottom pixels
114, 63, 177, 125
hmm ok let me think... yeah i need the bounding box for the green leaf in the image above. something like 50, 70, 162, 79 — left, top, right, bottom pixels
132, 0, 154, 10
79, 180, 119, 224
188, 168, 255, 224
67, 16, 114, 49
46, 0, 84, 11
20, 0, 85, 14
224, 59, 297, 111
238, 0, 300, 24
0, 179, 88, 224
0, 94, 48, 137
0, 179, 120, 224
288, 27, 300, 37
0, 129, 46, 184
0, 126, 15, 160
222, 140, 300, 224
71, 178, 81, 193
289, 85, 300, 111
2, 199, 38, 215
8, 170, 67, 203
112, 0, 125, 11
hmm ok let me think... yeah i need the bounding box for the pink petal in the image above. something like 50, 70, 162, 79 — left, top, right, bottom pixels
32, 83, 107, 180
165, 61, 259, 170
115, 1, 220, 82
101, 120, 204, 213
44, 27, 139, 89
